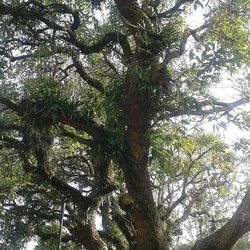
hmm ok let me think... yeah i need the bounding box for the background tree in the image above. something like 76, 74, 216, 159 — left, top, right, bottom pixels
0, 0, 249, 249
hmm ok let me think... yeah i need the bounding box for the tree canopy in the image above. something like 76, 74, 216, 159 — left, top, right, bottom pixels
0, 0, 249, 249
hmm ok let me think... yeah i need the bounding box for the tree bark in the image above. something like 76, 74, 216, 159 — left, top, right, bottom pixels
71, 221, 108, 250
119, 64, 167, 250
192, 188, 250, 250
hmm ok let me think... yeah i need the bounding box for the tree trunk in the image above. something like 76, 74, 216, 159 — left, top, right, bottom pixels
119, 64, 167, 250
192, 188, 250, 250
71, 218, 108, 250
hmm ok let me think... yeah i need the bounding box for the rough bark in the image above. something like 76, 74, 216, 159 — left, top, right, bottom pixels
70, 219, 108, 250
192, 188, 250, 250
113, 2, 169, 247
0, 1, 249, 250
119, 62, 167, 250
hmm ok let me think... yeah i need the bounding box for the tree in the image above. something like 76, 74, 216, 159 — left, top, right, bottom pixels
0, 0, 249, 249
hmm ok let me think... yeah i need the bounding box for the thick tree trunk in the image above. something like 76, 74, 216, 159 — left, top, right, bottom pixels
113, 2, 168, 248
119, 64, 167, 250
192, 188, 250, 250
120, 160, 167, 250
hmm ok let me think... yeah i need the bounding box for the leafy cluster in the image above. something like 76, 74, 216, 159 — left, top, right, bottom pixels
0, 0, 249, 249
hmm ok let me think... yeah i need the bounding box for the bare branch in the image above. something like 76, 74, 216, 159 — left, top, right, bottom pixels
157, 0, 195, 19
174, 188, 205, 227
165, 23, 210, 64
168, 98, 247, 118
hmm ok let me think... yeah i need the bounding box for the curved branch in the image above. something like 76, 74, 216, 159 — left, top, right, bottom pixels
35, 149, 92, 211
157, 0, 195, 19
168, 98, 247, 118
64, 32, 133, 58
165, 23, 210, 64
192, 188, 250, 250
0, 3, 132, 58
43, 3, 80, 31
72, 56, 104, 92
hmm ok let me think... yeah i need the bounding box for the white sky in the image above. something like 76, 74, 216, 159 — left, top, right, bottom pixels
25, 241, 37, 250
187, 8, 205, 28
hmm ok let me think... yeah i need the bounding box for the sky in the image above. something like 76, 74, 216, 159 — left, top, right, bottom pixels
26, 241, 37, 250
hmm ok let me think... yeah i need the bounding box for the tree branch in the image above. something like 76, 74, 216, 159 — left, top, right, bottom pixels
0, 136, 30, 151
35, 149, 93, 211
64, 32, 133, 58
0, 97, 21, 113
0, 2, 132, 58
57, 115, 104, 137
157, 0, 195, 19
72, 56, 104, 92
0, 96, 105, 137
192, 188, 250, 250
0, 122, 25, 132
164, 23, 210, 64
168, 98, 247, 118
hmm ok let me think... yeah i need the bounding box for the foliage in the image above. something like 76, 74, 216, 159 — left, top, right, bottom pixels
0, 0, 249, 250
